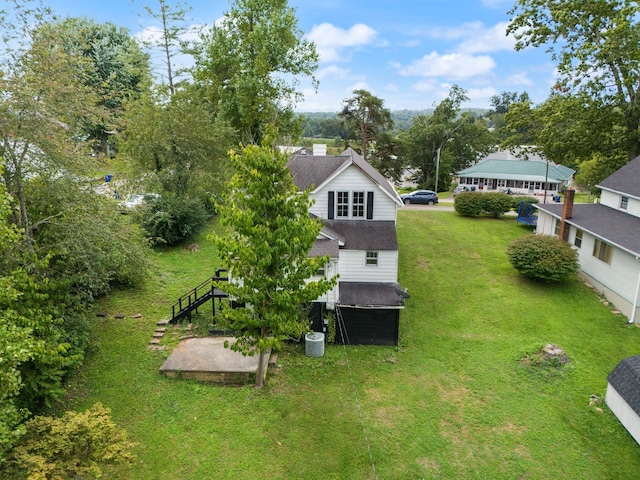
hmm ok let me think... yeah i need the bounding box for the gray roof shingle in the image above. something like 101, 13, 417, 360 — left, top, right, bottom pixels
608, 355, 640, 416
287, 148, 401, 203
598, 155, 640, 199
536, 203, 640, 256
322, 219, 398, 250
308, 238, 339, 258
287, 154, 350, 191
338, 281, 405, 307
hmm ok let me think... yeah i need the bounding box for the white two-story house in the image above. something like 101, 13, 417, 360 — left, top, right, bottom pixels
287, 146, 405, 345
535, 155, 640, 323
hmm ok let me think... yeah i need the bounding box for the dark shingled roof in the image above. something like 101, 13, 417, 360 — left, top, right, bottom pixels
322, 219, 398, 250
536, 203, 640, 256
287, 148, 401, 203
308, 238, 339, 259
338, 282, 405, 307
287, 154, 350, 191
608, 356, 640, 416
598, 155, 640, 199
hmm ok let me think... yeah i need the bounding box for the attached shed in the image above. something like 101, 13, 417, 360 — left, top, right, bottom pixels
606, 355, 640, 445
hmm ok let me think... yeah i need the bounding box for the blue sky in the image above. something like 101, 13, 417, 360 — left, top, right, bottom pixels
46, 0, 556, 112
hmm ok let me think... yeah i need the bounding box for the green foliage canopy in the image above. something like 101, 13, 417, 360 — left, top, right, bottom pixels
506, 0, 640, 183
213, 131, 337, 387
194, 0, 318, 143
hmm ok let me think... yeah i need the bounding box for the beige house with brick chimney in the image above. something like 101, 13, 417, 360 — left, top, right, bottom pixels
535, 155, 640, 323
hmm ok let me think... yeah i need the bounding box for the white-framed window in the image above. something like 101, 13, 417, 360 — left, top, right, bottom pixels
620, 196, 629, 210
554, 219, 561, 236
337, 191, 349, 217
574, 229, 583, 248
352, 191, 365, 217
593, 239, 612, 264
365, 251, 379, 267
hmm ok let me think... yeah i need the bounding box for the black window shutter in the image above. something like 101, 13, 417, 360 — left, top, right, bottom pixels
328, 191, 335, 219
366, 191, 374, 219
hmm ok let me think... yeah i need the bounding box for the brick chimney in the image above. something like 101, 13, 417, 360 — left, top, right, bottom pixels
558, 189, 574, 242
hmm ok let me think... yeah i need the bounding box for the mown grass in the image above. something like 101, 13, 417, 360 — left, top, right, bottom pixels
54, 211, 640, 479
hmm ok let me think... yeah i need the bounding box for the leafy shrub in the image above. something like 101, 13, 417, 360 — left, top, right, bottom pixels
480, 192, 514, 217
140, 195, 210, 246
454, 191, 483, 216
507, 234, 579, 282
3, 403, 136, 479
454, 191, 513, 217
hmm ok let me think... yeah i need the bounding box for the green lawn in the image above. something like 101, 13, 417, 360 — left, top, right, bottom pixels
55, 211, 640, 479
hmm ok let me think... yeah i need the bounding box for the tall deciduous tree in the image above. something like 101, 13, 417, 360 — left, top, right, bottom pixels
507, 0, 640, 167
194, 0, 318, 143
213, 130, 336, 388
339, 89, 393, 163
402, 85, 495, 190
36, 17, 151, 154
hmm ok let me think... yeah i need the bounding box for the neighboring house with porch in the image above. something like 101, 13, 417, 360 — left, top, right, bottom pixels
535, 155, 640, 323
287, 145, 406, 345
456, 149, 575, 197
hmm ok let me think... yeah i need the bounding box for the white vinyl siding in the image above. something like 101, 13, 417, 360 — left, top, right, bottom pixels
600, 190, 640, 218
309, 165, 398, 221
337, 250, 398, 283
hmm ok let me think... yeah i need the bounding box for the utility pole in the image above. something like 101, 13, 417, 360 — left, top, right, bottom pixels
435, 147, 441, 193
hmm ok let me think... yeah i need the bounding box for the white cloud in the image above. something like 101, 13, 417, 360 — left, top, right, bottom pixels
385, 83, 399, 92
398, 52, 496, 79
456, 22, 515, 54
307, 23, 378, 62
347, 81, 370, 93
426, 21, 515, 54
466, 87, 498, 102
315, 64, 352, 80
505, 72, 534, 86
134, 23, 208, 45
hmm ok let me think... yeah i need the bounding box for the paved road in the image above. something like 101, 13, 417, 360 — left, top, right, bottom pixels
400, 201, 454, 211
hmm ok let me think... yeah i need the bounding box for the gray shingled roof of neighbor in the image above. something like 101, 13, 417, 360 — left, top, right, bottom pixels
322, 219, 398, 250
308, 238, 340, 259
287, 148, 401, 203
338, 281, 405, 307
608, 355, 640, 416
536, 203, 640, 256
457, 159, 575, 182
598, 154, 640, 199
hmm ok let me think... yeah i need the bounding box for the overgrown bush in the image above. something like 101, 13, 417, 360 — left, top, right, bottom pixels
481, 192, 514, 217
140, 195, 210, 246
507, 234, 579, 282
3, 403, 136, 479
454, 191, 513, 217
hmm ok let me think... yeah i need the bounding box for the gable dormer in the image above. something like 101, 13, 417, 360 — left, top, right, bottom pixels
287, 147, 402, 222
597, 155, 640, 218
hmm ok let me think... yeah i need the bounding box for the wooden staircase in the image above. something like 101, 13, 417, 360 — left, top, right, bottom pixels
170, 269, 229, 324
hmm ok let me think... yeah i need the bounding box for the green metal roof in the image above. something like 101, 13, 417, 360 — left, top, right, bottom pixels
457, 159, 575, 182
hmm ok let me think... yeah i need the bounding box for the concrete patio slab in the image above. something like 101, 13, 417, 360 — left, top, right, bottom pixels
159, 337, 268, 384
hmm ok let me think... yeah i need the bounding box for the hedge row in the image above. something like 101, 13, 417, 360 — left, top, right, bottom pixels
454, 191, 515, 217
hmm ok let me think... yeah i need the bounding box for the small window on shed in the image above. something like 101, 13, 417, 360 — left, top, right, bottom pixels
620, 196, 629, 210
365, 251, 379, 267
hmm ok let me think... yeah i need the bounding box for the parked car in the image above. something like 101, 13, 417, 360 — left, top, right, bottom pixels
401, 190, 438, 205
